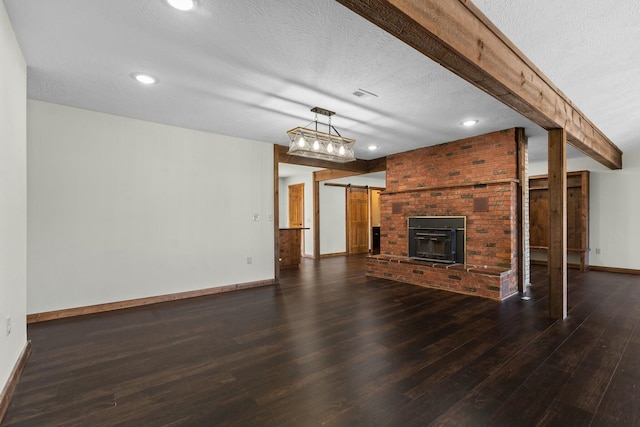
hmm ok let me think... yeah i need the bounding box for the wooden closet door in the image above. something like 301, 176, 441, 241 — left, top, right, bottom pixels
288, 183, 304, 228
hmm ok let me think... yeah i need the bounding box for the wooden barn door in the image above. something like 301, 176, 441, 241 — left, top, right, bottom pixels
347, 187, 369, 254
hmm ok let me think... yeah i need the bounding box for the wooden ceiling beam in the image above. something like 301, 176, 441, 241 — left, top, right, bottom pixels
314, 169, 363, 182
276, 145, 370, 173
276, 145, 386, 174
335, 0, 623, 170
366, 156, 387, 173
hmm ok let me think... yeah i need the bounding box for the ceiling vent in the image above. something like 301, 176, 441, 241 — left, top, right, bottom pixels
352, 88, 378, 100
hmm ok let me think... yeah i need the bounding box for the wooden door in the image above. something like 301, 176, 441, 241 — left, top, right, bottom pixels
529, 188, 549, 248
347, 187, 369, 254
288, 183, 304, 228
370, 189, 381, 227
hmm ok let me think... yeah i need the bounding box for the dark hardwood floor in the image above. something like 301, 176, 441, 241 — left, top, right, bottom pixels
3, 256, 640, 426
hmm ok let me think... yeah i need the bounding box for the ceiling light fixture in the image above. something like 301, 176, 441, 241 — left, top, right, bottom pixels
132, 73, 158, 85
167, 0, 196, 11
462, 119, 479, 127
368, 145, 379, 151
287, 107, 356, 163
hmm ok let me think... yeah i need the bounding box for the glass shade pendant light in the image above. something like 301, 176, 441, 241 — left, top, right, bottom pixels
286, 107, 356, 163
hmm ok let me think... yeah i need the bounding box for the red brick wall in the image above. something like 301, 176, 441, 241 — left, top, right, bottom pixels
385, 129, 517, 192
375, 129, 520, 298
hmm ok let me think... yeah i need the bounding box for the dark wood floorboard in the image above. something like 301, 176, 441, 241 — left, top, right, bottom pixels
3, 256, 640, 426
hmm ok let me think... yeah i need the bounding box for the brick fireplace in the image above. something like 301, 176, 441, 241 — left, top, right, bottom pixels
367, 128, 521, 300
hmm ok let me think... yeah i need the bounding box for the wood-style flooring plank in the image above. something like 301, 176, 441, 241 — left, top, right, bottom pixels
590, 289, 640, 427
3, 256, 640, 426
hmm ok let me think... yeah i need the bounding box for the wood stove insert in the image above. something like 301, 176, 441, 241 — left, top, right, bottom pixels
408, 216, 465, 264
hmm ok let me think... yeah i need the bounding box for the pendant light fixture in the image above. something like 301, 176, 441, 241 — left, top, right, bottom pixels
286, 107, 356, 163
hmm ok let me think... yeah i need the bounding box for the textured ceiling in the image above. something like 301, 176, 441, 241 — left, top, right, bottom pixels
4, 0, 639, 163
474, 0, 640, 163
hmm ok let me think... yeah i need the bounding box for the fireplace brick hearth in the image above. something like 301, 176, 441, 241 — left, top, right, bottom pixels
367, 129, 520, 300
366, 255, 513, 299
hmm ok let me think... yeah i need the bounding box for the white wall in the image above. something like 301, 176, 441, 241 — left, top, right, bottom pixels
529, 148, 640, 270
27, 101, 274, 314
0, 2, 28, 395
320, 174, 385, 255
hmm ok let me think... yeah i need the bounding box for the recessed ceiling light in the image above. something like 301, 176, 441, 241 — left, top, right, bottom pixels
132, 73, 158, 85
368, 145, 379, 151
167, 0, 195, 11
462, 119, 479, 127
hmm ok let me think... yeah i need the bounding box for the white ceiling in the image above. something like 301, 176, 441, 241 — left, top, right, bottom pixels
4, 0, 639, 164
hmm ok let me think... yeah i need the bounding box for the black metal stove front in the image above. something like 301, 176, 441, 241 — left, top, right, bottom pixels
408, 217, 465, 264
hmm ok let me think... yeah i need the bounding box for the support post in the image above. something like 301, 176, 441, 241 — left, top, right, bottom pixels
516, 128, 530, 293
313, 172, 320, 259
273, 145, 281, 282
548, 129, 567, 319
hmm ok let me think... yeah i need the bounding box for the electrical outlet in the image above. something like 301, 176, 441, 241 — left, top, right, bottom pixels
252, 214, 260, 221
595, 248, 601, 254
247, 257, 252, 264
5, 317, 11, 336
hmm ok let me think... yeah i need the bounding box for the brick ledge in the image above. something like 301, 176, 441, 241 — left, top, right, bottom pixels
367, 254, 511, 277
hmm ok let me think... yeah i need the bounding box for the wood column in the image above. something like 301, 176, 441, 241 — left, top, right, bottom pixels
313, 172, 320, 259
548, 129, 567, 319
580, 172, 590, 271
516, 128, 530, 293
273, 145, 281, 282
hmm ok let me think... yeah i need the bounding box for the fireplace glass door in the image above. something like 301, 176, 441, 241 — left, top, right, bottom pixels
408, 216, 465, 264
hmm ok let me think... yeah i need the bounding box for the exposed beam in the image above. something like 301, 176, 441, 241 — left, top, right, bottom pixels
276, 145, 370, 173
548, 129, 568, 319
366, 156, 387, 173
335, 0, 623, 170
315, 169, 370, 182
276, 145, 386, 173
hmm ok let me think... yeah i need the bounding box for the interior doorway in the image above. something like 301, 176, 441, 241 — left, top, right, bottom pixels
275, 155, 385, 268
